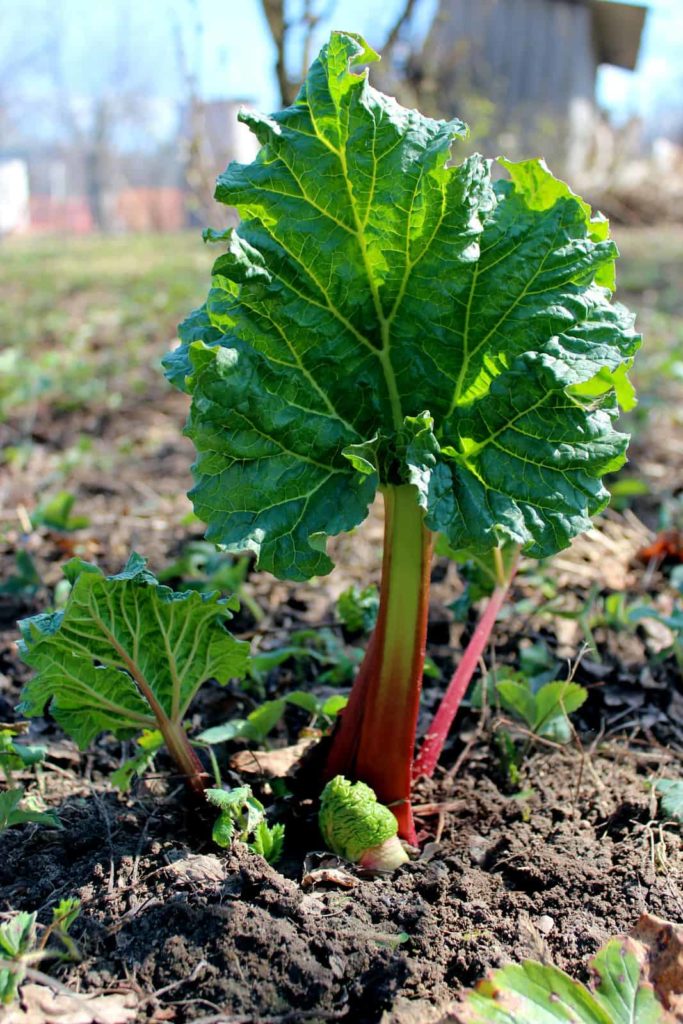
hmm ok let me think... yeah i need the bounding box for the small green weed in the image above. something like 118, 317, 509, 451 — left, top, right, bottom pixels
206, 786, 285, 864
0, 898, 81, 1004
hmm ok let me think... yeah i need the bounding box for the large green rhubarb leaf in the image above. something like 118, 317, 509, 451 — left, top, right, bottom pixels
455, 937, 674, 1023
17, 554, 248, 747
166, 31, 639, 581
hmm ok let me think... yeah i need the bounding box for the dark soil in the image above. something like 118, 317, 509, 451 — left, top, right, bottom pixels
1, 738, 681, 1023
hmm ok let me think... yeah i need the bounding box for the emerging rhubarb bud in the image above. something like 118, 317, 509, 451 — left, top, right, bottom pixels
318, 776, 409, 870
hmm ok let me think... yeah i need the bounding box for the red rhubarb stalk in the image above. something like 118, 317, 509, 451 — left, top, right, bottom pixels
412, 548, 520, 780
324, 484, 432, 843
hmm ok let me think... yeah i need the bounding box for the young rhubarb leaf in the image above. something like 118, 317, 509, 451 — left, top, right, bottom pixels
319, 776, 409, 870
166, 31, 639, 581
206, 785, 285, 863
17, 554, 248, 790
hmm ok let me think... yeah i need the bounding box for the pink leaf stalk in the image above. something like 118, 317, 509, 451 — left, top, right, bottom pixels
413, 551, 520, 780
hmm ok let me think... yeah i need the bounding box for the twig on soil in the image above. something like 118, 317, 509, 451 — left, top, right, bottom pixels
189, 1008, 349, 1024
596, 739, 683, 764
171, 998, 227, 1016
131, 812, 156, 887
92, 791, 116, 894
0, 959, 135, 1005
412, 800, 468, 843
152, 959, 209, 999
107, 897, 166, 935
492, 718, 566, 751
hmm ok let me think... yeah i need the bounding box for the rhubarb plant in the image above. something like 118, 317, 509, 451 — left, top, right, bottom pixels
166, 32, 639, 839
17, 554, 248, 795
319, 776, 409, 870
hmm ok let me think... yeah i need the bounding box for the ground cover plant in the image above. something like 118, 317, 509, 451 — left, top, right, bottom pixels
166, 30, 639, 840
0, 724, 61, 833
0, 898, 81, 1005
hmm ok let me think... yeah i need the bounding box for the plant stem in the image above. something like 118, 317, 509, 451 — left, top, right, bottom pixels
412, 549, 520, 780
164, 725, 208, 797
324, 484, 432, 843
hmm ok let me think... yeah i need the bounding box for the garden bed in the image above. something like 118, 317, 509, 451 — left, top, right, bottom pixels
1, 734, 681, 1023
1, 226, 682, 1022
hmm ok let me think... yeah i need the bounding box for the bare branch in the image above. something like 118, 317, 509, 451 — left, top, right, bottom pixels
382, 0, 421, 58
260, 0, 297, 106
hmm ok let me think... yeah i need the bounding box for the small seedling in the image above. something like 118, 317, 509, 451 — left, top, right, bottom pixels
0, 912, 36, 1004
494, 730, 523, 792
0, 898, 81, 1005
195, 690, 349, 777
158, 540, 263, 622
31, 491, 90, 532
653, 779, 683, 826
111, 729, 165, 793
337, 585, 379, 634
205, 785, 285, 863
0, 726, 60, 833
246, 628, 364, 693
495, 672, 587, 744
0, 789, 61, 833
0, 551, 42, 598
0, 726, 48, 784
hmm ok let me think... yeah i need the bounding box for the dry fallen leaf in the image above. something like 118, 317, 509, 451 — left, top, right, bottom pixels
229, 738, 316, 777
630, 912, 683, 1018
163, 853, 225, 887
5, 983, 137, 1024
301, 867, 358, 890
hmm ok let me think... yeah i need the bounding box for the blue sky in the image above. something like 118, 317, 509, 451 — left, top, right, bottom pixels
179, 0, 681, 127
10, 0, 682, 138
597, 0, 683, 123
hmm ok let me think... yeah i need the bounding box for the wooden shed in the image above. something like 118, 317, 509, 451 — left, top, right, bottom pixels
418, 0, 647, 164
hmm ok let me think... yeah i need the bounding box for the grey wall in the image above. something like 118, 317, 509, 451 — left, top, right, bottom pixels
424, 0, 599, 143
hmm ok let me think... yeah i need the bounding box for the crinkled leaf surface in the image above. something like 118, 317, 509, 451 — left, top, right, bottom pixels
456, 937, 672, 1023
17, 554, 248, 747
166, 31, 639, 581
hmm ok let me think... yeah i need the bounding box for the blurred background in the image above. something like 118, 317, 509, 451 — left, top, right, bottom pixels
1, 0, 681, 236
0, 0, 681, 636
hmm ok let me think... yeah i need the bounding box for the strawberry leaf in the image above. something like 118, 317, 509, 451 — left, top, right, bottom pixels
456, 937, 673, 1023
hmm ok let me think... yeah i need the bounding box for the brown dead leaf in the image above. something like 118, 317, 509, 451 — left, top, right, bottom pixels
163, 853, 225, 887
229, 738, 316, 777
0, 721, 30, 735
630, 913, 683, 1017
5, 984, 137, 1024
301, 867, 358, 890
